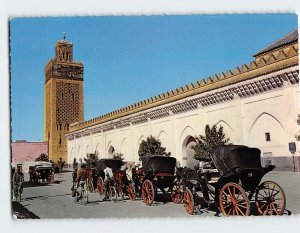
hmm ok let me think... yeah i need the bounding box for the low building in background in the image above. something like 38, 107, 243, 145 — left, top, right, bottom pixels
11, 140, 48, 171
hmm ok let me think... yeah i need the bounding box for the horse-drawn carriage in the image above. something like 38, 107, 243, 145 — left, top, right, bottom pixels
181, 145, 286, 216
129, 155, 178, 205
94, 159, 123, 200
29, 161, 54, 184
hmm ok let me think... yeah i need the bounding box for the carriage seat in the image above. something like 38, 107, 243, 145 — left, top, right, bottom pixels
201, 168, 220, 184
185, 179, 199, 186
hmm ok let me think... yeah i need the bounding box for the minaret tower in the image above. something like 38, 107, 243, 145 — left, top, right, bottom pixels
44, 33, 84, 162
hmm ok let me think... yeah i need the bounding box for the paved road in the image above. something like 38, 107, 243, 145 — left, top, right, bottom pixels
13, 170, 300, 219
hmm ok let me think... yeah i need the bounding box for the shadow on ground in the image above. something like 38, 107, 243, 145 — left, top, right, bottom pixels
12, 202, 40, 219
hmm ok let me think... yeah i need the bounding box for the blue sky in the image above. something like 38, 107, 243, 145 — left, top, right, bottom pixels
10, 14, 297, 142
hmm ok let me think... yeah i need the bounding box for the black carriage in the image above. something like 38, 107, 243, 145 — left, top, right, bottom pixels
94, 159, 123, 195
132, 155, 177, 205
29, 161, 54, 184
182, 145, 286, 216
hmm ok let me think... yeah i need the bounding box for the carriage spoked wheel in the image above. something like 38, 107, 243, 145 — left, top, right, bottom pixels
183, 188, 194, 215
97, 177, 104, 195
88, 179, 93, 193
171, 184, 184, 204
127, 183, 136, 201
255, 181, 286, 216
48, 172, 54, 184
219, 182, 250, 216
142, 180, 155, 205
109, 186, 118, 202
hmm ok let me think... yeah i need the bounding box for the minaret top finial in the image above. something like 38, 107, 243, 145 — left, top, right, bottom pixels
63, 32, 66, 41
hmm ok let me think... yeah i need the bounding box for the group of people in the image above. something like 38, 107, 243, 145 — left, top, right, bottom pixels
72, 162, 115, 201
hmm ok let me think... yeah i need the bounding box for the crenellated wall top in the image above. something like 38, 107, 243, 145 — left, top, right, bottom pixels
69, 41, 299, 133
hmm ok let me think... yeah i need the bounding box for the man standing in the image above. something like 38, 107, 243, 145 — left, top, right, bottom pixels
12, 165, 24, 200
103, 162, 114, 201
76, 163, 87, 200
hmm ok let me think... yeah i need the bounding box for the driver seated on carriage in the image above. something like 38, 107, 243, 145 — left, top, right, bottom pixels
103, 162, 114, 201
119, 163, 134, 181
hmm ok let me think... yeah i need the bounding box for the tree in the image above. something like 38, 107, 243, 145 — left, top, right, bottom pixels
296, 114, 300, 141
84, 153, 98, 165
113, 152, 124, 161
35, 153, 49, 162
191, 124, 231, 161
138, 135, 171, 158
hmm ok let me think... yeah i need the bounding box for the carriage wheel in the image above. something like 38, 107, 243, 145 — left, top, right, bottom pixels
97, 177, 104, 195
142, 180, 154, 206
128, 183, 136, 201
109, 186, 117, 202
171, 184, 184, 204
255, 181, 286, 216
219, 182, 250, 216
183, 188, 194, 215
88, 179, 93, 192
48, 172, 54, 184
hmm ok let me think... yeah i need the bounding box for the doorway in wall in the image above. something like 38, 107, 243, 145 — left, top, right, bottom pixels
182, 136, 198, 169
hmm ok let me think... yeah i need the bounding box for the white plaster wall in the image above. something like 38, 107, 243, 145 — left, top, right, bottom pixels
67, 66, 299, 170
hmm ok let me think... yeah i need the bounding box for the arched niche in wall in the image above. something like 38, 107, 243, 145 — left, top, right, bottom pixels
94, 143, 100, 158
108, 145, 115, 158
182, 135, 198, 169
248, 112, 287, 148
137, 135, 145, 158
157, 131, 168, 150
180, 126, 197, 168
77, 145, 83, 161
85, 145, 90, 158
120, 138, 131, 162
70, 147, 75, 164
216, 120, 234, 143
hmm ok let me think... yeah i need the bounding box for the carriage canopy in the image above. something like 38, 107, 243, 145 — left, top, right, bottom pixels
141, 155, 176, 175
34, 161, 53, 170
211, 145, 262, 175
95, 159, 123, 172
